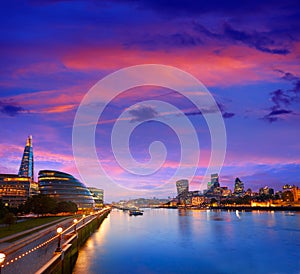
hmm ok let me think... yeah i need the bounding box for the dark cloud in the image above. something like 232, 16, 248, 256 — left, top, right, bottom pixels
185, 111, 201, 116
129, 105, 158, 122
110, 0, 299, 17
264, 71, 300, 122
222, 112, 235, 119
270, 89, 291, 108
194, 22, 290, 55
275, 70, 299, 82
124, 32, 202, 50
263, 108, 293, 123
184, 102, 235, 119
0, 100, 27, 116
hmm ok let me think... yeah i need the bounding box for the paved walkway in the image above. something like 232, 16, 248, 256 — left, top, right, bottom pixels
0, 213, 102, 273
0, 217, 76, 274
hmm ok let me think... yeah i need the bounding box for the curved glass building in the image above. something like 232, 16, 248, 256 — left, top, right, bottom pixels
38, 170, 95, 209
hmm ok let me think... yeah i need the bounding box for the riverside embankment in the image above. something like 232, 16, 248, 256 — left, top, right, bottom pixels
0, 208, 110, 274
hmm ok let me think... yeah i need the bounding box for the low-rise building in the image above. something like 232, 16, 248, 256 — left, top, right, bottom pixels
0, 174, 31, 207
88, 187, 104, 207
38, 170, 95, 210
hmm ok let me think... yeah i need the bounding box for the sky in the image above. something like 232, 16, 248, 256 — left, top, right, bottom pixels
0, 0, 300, 202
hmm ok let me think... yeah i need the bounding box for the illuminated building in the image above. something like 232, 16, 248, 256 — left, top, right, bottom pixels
176, 179, 189, 196
88, 187, 104, 207
204, 174, 221, 197
0, 136, 35, 207
18, 136, 34, 181
291, 186, 300, 202
259, 186, 274, 196
38, 170, 95, 209
221, 187, 231, 197
234, 178, 244, 196
0, 174, 30, 207
211, 173, 220, 188
191, 196, 205, 206
176, 179, 189, 205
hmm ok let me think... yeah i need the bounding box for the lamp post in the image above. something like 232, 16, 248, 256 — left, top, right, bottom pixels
73, 219, 78, 233
82, 214, 86, 224
0, 253, 6, 274
55, 227, 63, 252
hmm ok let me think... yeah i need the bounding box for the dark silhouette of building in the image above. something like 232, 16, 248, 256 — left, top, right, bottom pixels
18, 135, 34, 181
38, 170, 95, 209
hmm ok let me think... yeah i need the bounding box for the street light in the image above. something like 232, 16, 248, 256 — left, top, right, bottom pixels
82, 214, 86, 224
0, 253, 6, 274
73, 219, 78, 233
55, 227, 63, 252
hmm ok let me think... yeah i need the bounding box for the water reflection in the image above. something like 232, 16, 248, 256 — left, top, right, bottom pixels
73, 209, 300, 274
177, 209, 193, 248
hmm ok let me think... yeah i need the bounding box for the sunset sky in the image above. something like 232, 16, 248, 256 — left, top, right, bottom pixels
1, 0, 300, 201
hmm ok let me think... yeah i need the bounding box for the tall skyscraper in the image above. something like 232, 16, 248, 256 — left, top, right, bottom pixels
211, 173, 220, 188
18, 135, 34, 181
234, 177, 244, 196
176, 179, 189, 197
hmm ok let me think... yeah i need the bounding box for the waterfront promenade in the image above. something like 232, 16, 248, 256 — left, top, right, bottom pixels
0, 208, 110, 273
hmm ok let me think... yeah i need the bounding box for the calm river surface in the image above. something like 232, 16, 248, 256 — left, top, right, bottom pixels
73, 209, 300, 274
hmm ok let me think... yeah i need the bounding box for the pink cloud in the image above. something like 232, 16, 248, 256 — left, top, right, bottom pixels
61, 42, 300, 87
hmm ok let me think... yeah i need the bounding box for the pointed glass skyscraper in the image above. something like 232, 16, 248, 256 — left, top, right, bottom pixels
18, 135, 34, 181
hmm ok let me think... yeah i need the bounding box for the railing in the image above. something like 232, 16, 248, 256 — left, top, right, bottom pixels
0, 207, 111, 272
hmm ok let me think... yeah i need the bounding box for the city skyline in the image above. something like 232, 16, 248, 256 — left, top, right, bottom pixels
1, 135, 298, 204
1, 1, 300, 201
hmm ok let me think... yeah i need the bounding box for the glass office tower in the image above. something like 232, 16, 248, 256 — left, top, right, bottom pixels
176, 179, 189, 196
18, 135, 34, 181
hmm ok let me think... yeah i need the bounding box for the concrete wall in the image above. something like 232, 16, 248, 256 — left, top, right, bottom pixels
36, 209, 110, 274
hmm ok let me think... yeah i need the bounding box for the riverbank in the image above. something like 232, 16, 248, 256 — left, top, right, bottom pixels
158, 205, 300, 211
211, 205, 300, 211
36, 208, 110, 274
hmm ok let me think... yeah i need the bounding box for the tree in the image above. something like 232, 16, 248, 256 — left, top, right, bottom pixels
3, 212, 16, 226
0, 200, 9, 219
56, 201, 78, 213
24, 194, 57, 215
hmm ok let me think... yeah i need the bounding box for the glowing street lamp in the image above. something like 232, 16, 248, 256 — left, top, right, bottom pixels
73, 219, 78, 233
82, 214, 86, 224
0, 253, 6, 274
55, 227, 63, 252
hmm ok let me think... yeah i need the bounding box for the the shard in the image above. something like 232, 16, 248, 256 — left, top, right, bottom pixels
18, 135, 34, 181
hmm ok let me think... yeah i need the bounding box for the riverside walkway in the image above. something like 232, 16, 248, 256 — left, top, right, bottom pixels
0, 208, 110, 274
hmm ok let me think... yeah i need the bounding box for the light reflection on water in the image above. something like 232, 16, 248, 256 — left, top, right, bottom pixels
73, 209, 300, 274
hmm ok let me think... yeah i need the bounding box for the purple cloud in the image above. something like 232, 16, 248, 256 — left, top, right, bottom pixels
194, 22, 290, 55
0, 100, 27, 117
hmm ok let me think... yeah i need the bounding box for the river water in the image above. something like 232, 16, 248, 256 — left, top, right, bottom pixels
73, 209, 300, 274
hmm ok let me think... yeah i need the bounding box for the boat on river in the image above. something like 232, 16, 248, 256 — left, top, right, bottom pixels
129, 209, 143, 216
